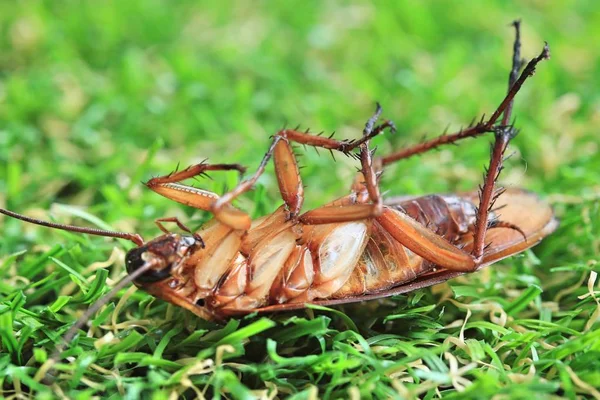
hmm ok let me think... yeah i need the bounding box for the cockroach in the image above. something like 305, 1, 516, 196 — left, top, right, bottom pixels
1, 22, 556, 357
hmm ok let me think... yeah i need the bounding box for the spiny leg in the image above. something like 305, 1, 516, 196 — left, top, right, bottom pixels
488, 219, 526, 240
214, 135, 305, 222
211, 104, 396, 227
274, 137, 304, 218
358, 102, 391, 210
378, 22, 549, 167
277, 115, 395, 157
146, 111, 392, 231
145, 142, 299, 230
297, 145, 382, 224
355, 102, 397, 151
378, 24, 550, 272
146, 162, 252, 230
146, 161, 247, 211
299, 105, 388, 224
377, 208, 476, 271
471, 22, 550, 262
471, 127, 515, 262
147, 162, 246, 186
211, 138, 282, 229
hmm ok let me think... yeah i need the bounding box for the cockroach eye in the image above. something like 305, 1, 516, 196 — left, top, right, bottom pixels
125, 246, 145, 276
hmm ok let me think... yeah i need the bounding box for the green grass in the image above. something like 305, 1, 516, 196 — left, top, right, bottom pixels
1, 1, 599, 398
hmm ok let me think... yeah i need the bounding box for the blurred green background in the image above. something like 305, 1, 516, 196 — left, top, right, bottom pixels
0, 1, 598, 398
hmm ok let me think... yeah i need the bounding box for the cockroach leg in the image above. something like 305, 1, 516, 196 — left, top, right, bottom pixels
358, 103, 389, 207
471, 24, 550, 263
147, 161, 246, 186
212, 134, 306, 222
488, 219, 527, 241
146, 162, 252, 230
363, 102, 383, 134
471, 127, 514, 262
371, 26, 551, 271
358, 143, 382, 211
378, 22, 549, 166
351, 102, 397, 150
301, 147, 384, 224
273, 137, 304, 218
155, 217, 193, 234
154, 217, 205, 248
503, 20, 525, 123
376, 207, 477, 271
299, 106, 387, 225
299, 203, 378, 224
214, 105, 396, 226
146, 110, 392, 230
146, 166, 221, 212
211, 137, 283, 229
274, 108, 395, 156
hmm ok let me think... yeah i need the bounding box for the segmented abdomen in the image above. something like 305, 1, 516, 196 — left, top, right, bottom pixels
336, 195, 478, 297
388, 194, 477, 242
168, 194, 478, 315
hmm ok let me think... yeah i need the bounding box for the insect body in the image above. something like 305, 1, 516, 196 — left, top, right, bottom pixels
130, 187, 556, 320
0, 23, 555, 327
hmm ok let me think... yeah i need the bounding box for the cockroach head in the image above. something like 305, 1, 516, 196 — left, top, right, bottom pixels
125, 234, 202, 283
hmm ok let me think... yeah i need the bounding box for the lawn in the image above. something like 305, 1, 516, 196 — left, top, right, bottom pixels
0, 1, 599, 399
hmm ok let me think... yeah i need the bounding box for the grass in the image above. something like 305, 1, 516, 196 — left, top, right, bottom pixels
0, 1, 599, 398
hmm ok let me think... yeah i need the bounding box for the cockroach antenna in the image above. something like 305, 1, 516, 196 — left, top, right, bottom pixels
0, 208, 144, 246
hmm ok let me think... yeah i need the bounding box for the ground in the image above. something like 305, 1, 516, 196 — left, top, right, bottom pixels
0, 1, 599, 399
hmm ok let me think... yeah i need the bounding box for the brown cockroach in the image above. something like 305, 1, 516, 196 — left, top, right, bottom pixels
0, 23, 556, 351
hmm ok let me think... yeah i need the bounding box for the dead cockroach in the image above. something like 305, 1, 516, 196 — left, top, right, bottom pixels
1, 22, 556, 353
